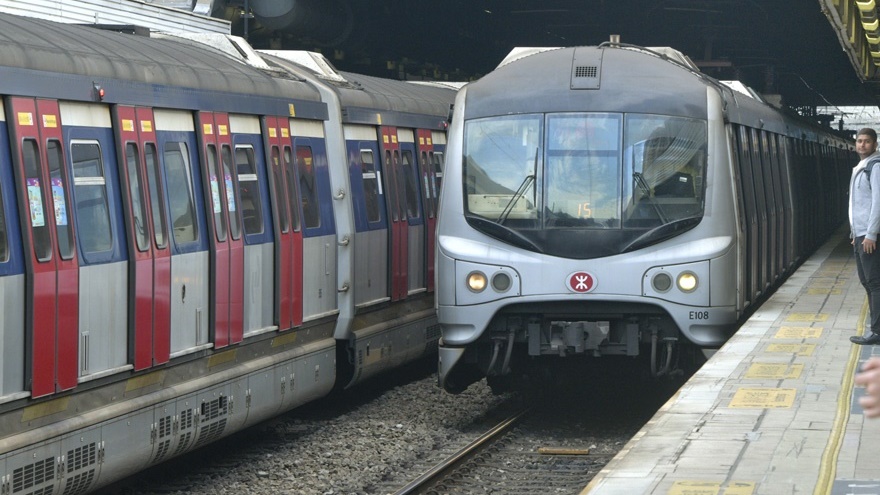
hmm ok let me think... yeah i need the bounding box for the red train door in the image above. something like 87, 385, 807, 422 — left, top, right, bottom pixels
197, 112, 244, 348
380, 126, 407, 301
264, 116, 302, 330
138, 107, 172, 365
8, 97, 79, 397
112, 105, 171, 370
416, 129, 436, 292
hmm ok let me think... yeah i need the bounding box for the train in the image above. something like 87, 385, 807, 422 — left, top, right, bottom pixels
435, 44, 855, 394
0, 14, 456, 493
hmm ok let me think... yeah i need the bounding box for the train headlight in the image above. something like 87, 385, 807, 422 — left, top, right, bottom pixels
677, 272, 698, 292
491, 272, 512, 292
466, 271, 488, 292
652, 272, 672, 293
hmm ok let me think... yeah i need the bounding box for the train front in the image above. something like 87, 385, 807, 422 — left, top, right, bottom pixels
436, 45, 740, 393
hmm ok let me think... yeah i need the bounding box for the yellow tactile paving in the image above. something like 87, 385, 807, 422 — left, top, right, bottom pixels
583, 233, 873, 495
774, 327, 824, 339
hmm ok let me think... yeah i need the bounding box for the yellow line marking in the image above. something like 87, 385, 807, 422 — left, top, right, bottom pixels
813, 299, 866, 495
729, 388, 796, 408
785, 313, 830, 322
125, 370, 166, 392
667, 481, 755, 495
807, 288, 842, 295
22, 397, 70, 422
208, 349, 237, 368
271, 331, 298, 347
745, 363, 804, 379
774, 327, 824, 339
766, 343, 816, 356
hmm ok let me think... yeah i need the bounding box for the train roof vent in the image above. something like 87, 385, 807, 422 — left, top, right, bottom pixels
258, 50, 348, 83
643, 47, 699, 71
720, 81, 765, 101
154, 32, 272, 70
571, 47, 602, 90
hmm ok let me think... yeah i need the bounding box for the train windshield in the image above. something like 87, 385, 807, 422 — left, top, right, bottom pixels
463, 113, 706, 258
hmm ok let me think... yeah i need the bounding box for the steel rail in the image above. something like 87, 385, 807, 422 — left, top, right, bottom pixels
393, 407, 531, 495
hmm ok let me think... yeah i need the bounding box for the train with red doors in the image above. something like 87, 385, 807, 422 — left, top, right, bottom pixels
0, 14, 455, 493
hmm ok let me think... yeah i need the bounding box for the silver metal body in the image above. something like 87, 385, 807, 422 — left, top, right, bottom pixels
436, 45, 853, 393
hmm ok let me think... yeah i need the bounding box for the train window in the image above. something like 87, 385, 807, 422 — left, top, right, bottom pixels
420, 151, 434, 218
22, 139, 51, 261
125, 143, 150, 252
71, 141, 112, 254
0, 181, 6, 262
386, 150, 399, 222
546, 113, 622, 228
234, 145, 264, 235
221, 145, 241, 241
296, 145, 320, 228
47, 140, 74, 260
400, 150, 420, 220
622, 114, 706, 228
284, 146, 301, 232
270, 146, 289, 234
163, 141, 198, 244
205, 144, 227, 242
144, 144, 168, 249
464, 114, 540, 224
360, 150, 380, 223
432, 152, 443, 195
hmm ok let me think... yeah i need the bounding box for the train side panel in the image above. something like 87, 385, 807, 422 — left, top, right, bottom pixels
0, 103, 26, 400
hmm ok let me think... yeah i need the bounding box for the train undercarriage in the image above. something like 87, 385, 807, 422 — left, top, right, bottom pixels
441, 304, 711, 394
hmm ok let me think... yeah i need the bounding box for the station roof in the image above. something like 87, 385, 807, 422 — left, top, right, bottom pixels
245, 0, 880, 111
7, 1, 880, 115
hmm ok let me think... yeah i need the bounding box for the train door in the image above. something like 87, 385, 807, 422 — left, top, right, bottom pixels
291, 119, 336, 319
0, 102, 27, 399
197, 112, 244, 348
398, 129, 425, 295
379, 126, 407, 301
113, 105, 171, 370
733, 126, 759, 305
264, 116, 303, 330
153, 109, 209, 355
229, 114, 275, 336
6, 97, 78, 397
416, 129, 437, 291
345, 124, 388, 307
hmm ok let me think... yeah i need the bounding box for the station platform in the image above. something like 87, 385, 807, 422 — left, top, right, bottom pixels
584, 230, 880, 495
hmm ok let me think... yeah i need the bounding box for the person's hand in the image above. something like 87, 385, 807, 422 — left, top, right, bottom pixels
855, 357, 880, 417
865, 238, 877, 254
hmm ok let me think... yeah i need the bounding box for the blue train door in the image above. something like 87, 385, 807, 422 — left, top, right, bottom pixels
7, 97, 79, 397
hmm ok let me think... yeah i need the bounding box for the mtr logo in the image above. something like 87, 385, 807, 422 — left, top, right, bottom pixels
567, 271, 597, 293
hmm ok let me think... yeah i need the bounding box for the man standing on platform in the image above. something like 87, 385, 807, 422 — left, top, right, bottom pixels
850, 127, 880, 345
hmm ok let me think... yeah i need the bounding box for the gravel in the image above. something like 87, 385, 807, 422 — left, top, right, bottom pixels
102, 358, 670, 495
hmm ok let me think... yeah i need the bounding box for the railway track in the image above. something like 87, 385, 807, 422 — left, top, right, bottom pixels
393, 406, 615, 494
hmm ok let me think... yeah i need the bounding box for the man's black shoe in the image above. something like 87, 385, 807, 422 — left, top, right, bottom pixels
850, 333, 880, 345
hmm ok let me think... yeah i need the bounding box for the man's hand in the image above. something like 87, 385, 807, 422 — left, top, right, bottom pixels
856, 358, 880, 417
866, 238, 877, 254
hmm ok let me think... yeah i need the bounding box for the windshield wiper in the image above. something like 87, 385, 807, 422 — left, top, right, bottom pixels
633, 172, 669, 224
466, 214, 543, 253
498, 147, 538, 225
622, 215, 702, 252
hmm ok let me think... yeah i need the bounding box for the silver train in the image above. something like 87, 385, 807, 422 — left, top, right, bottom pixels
436, 45, 853, 393
0, 14, 456, 493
